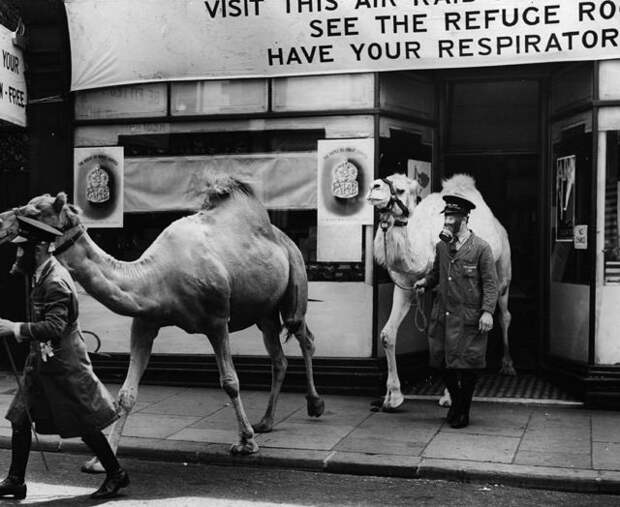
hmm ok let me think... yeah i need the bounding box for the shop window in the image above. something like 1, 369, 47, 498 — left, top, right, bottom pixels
272, 74, 374, 112
171, 79, 268, 115
604, 131, 620, 283
75, 84, 168, 120
96, 129, 364, 282
550, 124, 592, 285
118, 130, 324, 156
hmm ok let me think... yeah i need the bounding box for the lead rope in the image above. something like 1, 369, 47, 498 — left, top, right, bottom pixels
382, 226, 428, 333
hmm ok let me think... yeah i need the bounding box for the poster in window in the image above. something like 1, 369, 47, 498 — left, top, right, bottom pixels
317, 138, 374, 226
74, 147, 124, 228
407, 159, 432, 200
555, 155, 576, 242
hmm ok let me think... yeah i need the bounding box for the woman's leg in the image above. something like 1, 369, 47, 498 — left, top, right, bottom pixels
0, 421, 31, 499
82, 430, 129, 499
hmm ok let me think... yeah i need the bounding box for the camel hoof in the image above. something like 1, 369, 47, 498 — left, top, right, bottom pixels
81, 457, 105, 474
382, 393, 404, 412
306, 396, 325, 418
230, 440, 259, 455
252, 420, 273, 433
500, 360, 517, 376
438, 392, 452, 408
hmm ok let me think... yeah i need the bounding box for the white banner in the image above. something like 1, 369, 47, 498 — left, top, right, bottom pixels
74, 147, 124, 228
65, 0, 620, 91
0, 25, 26, 126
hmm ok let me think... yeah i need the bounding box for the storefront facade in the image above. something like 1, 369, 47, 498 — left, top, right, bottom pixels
17, 1, 620, 403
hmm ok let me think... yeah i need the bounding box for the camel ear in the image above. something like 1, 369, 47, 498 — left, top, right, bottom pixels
53, 192, 67, 214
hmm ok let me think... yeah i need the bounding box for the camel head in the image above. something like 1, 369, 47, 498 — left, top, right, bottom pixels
366, 173, 420, 230
0, 192, 82, 246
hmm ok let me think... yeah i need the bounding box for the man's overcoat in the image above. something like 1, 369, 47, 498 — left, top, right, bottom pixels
6, 257, 118, 438
426, 232, 499, 369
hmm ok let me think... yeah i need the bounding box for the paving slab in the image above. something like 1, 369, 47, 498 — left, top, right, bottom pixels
592, 414, 620, 443
514, 450, 592, 469
593, 441, 620, 470
422, 431, 520, 463
122, 413, 203, 439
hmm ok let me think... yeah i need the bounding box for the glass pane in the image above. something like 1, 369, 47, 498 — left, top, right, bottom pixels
449, 81, 539, 152
75, 84, 167, 120
548, 123, 591, 363
171, 79, 268, 115
599, 60, 620, 101
604, 131, 620, 283
272, 74, 374, 112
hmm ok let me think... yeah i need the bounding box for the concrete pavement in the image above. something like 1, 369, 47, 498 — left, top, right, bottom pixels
1, 373, 620, 494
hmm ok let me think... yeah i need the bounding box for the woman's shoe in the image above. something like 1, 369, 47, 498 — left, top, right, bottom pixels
0, 476, 26, 499
90, 468, 129, 499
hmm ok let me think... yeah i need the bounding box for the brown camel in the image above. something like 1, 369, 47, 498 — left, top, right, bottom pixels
0, 177, 325, 470
366, 173, 514, 411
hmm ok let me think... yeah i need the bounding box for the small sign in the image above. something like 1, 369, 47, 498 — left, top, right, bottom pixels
574, 224, 587, 250
74, 147, 124, 228
0, 25, 26, 127
317, 138, 374, 226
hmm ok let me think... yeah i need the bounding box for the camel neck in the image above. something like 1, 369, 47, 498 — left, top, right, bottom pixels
55, 228, 155, 316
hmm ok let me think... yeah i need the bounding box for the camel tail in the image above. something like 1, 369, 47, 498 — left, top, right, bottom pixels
272, 226, 310, 344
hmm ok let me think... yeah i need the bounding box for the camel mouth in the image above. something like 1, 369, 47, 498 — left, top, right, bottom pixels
367, 196, 390, 208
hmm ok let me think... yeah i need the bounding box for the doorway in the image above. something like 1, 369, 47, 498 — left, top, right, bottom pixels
442, 77, 541, 372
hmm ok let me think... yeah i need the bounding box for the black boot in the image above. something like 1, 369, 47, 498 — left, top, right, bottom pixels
0, 476, 26, 499
451, 371, 477, 429
444, 370, 461, 425
82, 430, 130, 499
0, 422, 32, 499
90, 468, 130, 499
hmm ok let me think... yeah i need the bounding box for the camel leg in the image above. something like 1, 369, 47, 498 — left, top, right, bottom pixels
378, 286, 414, 411
497, 284, 515, 375
207, 319, 258, 455
82, 318, 158, 473
295, 322, 325, 418
253, 313, 287, 433
81, 319, 157, 473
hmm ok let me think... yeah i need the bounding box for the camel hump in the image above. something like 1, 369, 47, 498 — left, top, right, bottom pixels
200, 176, 255, 210
441, 173, 506, 260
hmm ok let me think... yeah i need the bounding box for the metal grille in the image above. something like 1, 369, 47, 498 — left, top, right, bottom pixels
410, 373, 579, 402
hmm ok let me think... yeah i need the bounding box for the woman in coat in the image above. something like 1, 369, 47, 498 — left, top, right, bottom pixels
415, 194, 498, 429
0, 216, 129, 500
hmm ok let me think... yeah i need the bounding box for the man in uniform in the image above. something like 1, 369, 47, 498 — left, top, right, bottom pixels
0, 216, 129, 499
415, 194, 498, 429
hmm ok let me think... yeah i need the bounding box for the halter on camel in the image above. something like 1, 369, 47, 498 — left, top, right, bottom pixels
377, 178, 409, 230
377, 178, 427, 332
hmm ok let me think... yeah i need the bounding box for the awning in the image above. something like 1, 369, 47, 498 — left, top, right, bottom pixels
124, 153, 317, 212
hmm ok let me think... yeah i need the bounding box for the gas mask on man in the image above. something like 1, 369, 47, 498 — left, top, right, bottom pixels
439, 216, 465, 244
439, 194, 476, 243
10, 243, 37, 276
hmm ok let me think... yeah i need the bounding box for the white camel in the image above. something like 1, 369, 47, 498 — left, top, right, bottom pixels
366, 173, 514, 411
0, 176, 325, 471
